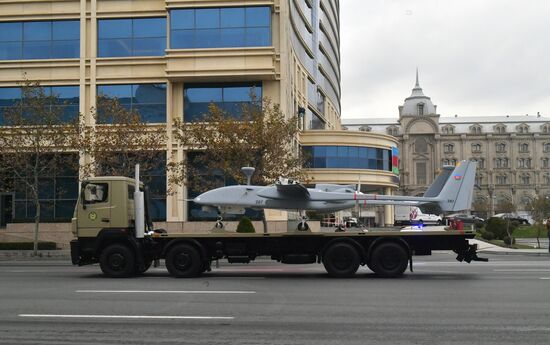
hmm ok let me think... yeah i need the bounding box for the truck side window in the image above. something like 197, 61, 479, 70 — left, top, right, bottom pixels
128, 185, 135, 200
83, 183, 108, 204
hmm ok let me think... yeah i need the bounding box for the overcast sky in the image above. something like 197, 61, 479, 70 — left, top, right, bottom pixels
340, 0, 550, 119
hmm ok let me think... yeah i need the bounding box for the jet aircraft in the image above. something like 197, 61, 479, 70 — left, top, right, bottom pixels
194, 160, 477, 230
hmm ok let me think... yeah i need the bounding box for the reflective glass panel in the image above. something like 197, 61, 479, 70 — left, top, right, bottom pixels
171, 9, 195, 30
23, 21, 51, 41
246, 7, 271, 27
196, 9, 220, 29
221, 8, 245, 27
0, 22, 22, 42
133, 18, 166, 38
52, 21, 80, 40
98, 19, 132, 39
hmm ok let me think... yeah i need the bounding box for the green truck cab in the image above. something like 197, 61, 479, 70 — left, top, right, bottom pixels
70, 175, 486, 279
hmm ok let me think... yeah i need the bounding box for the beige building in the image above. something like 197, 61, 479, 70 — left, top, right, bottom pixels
0, 0, 399, 245
343, 72, 550, 218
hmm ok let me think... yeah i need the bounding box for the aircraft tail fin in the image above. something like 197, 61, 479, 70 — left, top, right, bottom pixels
436, 160, 477, 212
424, 165, 454, 197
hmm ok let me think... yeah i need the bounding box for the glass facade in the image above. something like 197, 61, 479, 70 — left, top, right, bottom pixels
170, 7, 271, 49
0, 20, 79, 60
303, 146, 392, 171
142, 153, 167, 221
184, 82, 261, 122
12, 154, 79, 222
98, 17, 166, 57
97, 84, 166, 123
0, 86, 79, 125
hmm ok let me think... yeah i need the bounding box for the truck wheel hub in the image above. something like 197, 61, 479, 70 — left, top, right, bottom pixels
109, 253, 125, 270
175, 253, 191, 269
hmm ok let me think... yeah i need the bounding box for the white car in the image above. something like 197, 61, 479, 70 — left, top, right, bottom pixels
409, 207, 442, 225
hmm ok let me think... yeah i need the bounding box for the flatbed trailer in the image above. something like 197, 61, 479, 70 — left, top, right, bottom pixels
71, 228, 483, 278
70, 174, 486, 278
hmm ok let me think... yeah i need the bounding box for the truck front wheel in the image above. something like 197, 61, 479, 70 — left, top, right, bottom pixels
99, 244, 136, 278
166, 244, 203, 278
370, 242, 408, 278
322, 242, 360, 278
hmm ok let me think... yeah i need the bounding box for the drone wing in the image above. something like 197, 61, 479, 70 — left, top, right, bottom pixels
257, 183, 310, 200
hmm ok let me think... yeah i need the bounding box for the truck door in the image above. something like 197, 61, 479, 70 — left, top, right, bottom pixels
77, 182, 111, 237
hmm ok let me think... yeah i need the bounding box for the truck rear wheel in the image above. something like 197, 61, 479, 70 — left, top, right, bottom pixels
322, 242, 360, 278
370, 242, 408, 278
166, 244, 203, 278
99, 244, 136, 278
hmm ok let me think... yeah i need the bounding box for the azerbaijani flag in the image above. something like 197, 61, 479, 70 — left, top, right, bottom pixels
391, 146, 400, 175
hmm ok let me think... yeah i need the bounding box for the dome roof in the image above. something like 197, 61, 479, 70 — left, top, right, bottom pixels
400, 70, 437, 116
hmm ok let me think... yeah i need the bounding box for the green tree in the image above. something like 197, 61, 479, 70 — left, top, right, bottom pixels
236, 216, 255, 233
528, 195, 550, 248
0, 80, 79, 255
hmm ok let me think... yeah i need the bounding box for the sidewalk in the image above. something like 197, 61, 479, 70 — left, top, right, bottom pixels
470, 239, 549, 256
0, 250, 70, 261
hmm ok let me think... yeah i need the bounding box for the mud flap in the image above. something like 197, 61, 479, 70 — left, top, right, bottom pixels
455, 244, 489, 263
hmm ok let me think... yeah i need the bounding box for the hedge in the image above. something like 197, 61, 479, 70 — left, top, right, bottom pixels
0, 242, 57, 250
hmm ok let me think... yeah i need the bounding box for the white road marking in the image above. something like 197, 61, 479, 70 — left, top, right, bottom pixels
19, 314, 234, 320
494, 269, 550, 272
76, 290, 255, 294
540, 277, 550, 280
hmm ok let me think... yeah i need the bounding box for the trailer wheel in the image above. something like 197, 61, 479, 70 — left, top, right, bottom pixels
370, 242, 408, 278
166, 244, 203, 278
99, 244, 136, 278
322, 242, 360, 278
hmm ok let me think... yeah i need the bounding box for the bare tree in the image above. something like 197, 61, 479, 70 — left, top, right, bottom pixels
0, 80, 78, 255
76, 96, 167, 179
496, 199, 517, 246
528, 195, 550, 248
168, 97, 307, 232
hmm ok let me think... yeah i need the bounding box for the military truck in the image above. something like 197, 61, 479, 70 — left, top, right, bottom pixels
70, 167, 486, 279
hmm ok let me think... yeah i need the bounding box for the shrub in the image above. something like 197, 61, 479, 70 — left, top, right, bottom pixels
236, 216, 255, 233
481, 231, 495, 241
486, 218, 507, 240
0, 242, 57, 250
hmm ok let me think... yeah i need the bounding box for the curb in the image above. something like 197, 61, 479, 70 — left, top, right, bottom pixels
0, 250, 71, 261
478, 249, 550, 257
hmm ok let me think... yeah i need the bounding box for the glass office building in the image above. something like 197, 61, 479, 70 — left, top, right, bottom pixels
0, 0, 398, 243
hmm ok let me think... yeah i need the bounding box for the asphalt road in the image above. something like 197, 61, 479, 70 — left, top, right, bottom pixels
1, 253, 550, 345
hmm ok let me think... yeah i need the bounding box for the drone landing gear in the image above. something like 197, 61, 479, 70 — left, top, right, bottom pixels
297, 211, 310, 231
215, 216, 224, 229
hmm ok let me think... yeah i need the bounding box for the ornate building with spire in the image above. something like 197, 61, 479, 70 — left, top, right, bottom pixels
343, 71, 550, 218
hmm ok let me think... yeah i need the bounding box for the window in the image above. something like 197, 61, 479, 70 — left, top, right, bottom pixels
414, 138, 428, 153
83, 183, 109, 204
545, 174, 550, 184
416, 161, 427, 185
517, 124, 529, 134
495, 158, 509, 168
11, 154, 78, 221
359, 126, 371, 132
386, 126, 398, 136
443, 143, 454, 153
97, 84, 166, 123
471, 143, 482, 152
302, 146, 391, 171
471, 158, 484, 169
170, 7, 271, 49
541, 124, 550, 133
417, 103, 424, 116
0, 86, 79, 125
542, 158, 549, 169
520, 174, 530, 185
442, 125, 454, 135
306, 108, 326, 130
543, 143, 550, 152
184, 82, 261, 122
496, 142, 506, 152
496, 174, 507, 185
316, 90, 325, 115
470, 125, 482, 134
475, 174, 483, 186
518, 158, 531, 169
0, 20, 79, 60
495, 124, 506, 134
98, 17, 166, 57
519, 143, 529, 152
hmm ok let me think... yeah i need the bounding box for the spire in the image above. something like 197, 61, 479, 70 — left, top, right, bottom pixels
410, 68, 425, 97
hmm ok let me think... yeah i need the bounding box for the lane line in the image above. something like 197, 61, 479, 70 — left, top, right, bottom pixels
494, 269, 550, 272
19, 314, 234, 320
540, 277, 550, 280
76, 290, 256, 294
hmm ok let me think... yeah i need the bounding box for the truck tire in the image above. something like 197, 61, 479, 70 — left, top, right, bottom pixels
166, 244, 203, 278
322, 242, 360, 278
99, 244, 136, 278
370, 242, 408, 278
